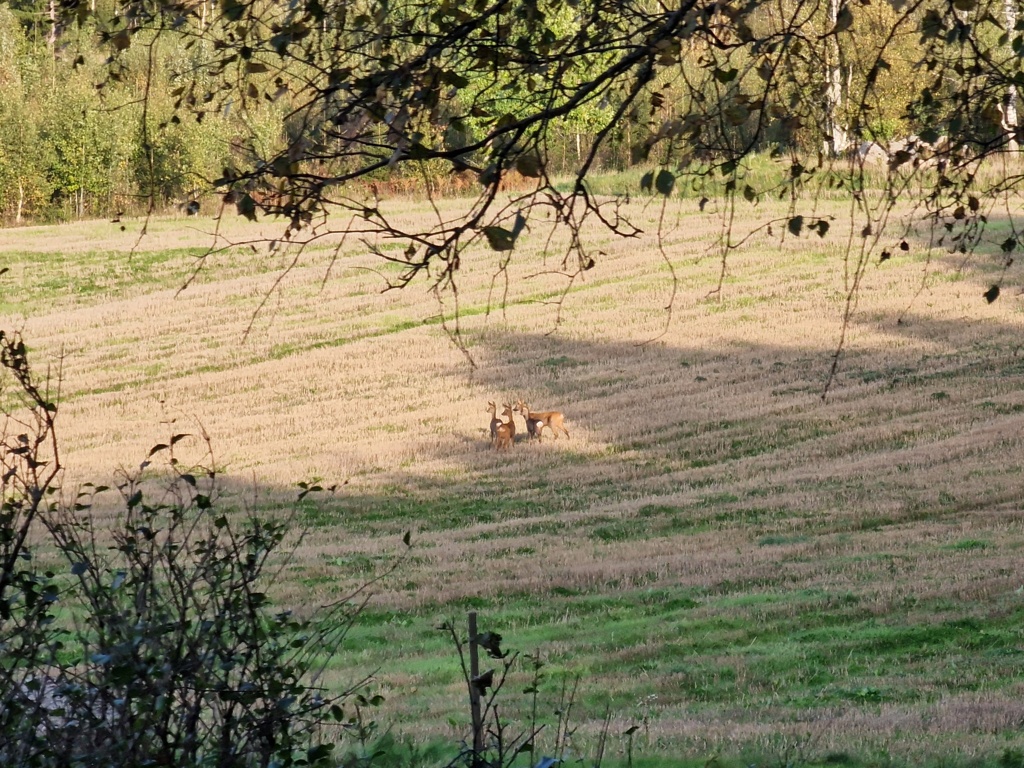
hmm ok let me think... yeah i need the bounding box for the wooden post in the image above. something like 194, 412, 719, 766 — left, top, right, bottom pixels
468, 611, 483, 762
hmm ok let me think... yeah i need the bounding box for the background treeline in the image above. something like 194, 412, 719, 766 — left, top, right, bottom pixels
0, 0, 236, 223
0, 0, 927, 225
0, 0, 637, 223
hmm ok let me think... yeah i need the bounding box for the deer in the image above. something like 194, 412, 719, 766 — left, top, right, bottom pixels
515, 400, 569, 440
494, 421, 513, 451
486, 401, 502, 444
501, 403, 517, 442
494, 403, 517, 451
515, 400, 543, 440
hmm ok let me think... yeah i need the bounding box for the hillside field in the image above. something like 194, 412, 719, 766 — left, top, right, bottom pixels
2, 193, 1023, 767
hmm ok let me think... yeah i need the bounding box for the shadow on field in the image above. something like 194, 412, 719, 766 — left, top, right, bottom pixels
386, 263, 1024, 542
56, 246, 1024, 766
13, 199, 1024, 766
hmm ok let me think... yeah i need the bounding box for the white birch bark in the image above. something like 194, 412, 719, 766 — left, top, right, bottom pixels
824, 0, 849, 156
1005, 0, 1019, 151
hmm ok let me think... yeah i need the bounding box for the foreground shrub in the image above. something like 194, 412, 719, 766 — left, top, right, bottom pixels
0, 330, 393, 767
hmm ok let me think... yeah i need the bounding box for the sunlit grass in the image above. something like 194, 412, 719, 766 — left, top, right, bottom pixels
2, 191, 1024, 766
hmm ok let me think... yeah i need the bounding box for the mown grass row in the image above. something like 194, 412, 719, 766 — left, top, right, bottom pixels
3, 193, 1024, 766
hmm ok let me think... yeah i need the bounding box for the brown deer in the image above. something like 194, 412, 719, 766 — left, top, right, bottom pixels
486, 401, 502, 444
494, 422, 513, 451
494, 403, 517, 451
501, 403, 517, 441
515, 400, 543, 440
515, 400, 568, 440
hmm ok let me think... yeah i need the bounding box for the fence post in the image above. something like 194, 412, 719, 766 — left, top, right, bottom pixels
468, 611, 484, 762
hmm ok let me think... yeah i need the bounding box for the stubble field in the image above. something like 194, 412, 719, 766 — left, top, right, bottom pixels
3, 191, 1023, 767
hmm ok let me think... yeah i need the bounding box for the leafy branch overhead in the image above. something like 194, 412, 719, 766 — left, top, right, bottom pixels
37, 0, 1024, 306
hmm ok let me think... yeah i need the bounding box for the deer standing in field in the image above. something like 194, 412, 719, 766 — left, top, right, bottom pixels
515, 400, 569, 440
502, 403, 517, 441
494, 403, 517, 451
487, 401, 502, 444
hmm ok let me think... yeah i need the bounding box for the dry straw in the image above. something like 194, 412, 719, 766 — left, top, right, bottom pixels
3, 195, 1023, 761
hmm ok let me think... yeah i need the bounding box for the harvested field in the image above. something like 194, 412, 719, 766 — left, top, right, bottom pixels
3, 193, 1023, 765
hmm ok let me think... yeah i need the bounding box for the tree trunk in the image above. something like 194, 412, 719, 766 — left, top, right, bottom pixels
1005, 0, 1019, 151
824, 0, 848, 157
47, 0, 57, 51
15, 179, 23, 224
467, 612, 483, 763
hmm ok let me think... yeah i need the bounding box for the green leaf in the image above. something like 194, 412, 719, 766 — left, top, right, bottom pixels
834, 5, 854, 33
655, 169, 675, 196
237, 194, 258, 222
307, 744, 334, 763
483, 226, 516, 251
442, 70, 470, 88
712, 67, 738, 84
515, 153, 542, 178
223, 0, 245, 20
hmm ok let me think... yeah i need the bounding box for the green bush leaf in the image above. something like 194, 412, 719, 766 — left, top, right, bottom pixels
237, 194, 258, 222
515, 153, 542, 178
483, 226, 516, 251
655, 169, 675, 196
